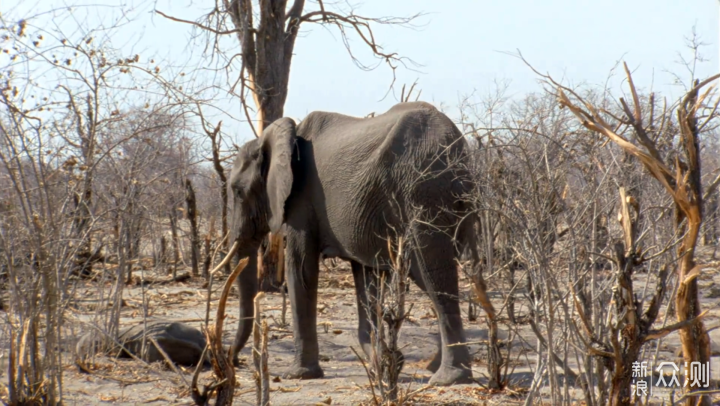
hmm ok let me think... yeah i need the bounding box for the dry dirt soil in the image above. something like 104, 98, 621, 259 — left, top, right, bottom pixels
40, 246, 720, 405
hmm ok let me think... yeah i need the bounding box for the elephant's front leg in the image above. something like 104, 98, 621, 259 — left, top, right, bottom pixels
282, 228, 323, 379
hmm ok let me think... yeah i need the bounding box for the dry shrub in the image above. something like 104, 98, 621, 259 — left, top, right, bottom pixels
458, 58, 720, 404
0, 8, 213, 404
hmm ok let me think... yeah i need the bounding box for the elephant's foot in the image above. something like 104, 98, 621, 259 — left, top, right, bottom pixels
282, 362, 324, 380
425, 350, 441, 373
428, 365, 473, 386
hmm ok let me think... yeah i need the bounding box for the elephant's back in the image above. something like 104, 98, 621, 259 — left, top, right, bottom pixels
297, 103, 471, 262
298, 102, 466, 180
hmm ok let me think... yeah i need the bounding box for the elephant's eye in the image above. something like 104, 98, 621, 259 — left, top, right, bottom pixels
249, 147, 261, 160
231, 184, 243, 198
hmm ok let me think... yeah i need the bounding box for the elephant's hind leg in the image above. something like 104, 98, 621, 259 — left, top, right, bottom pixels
410, 236, 474, 386
407, 269, 442, 373
351, 261, 378, 359
350, 261, 404, 374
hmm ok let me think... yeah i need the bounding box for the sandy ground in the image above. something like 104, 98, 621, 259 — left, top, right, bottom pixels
30, 246, 720, 405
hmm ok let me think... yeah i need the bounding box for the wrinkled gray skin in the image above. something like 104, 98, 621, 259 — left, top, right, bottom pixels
76, 321, 208, 367
228, 102, 478, 386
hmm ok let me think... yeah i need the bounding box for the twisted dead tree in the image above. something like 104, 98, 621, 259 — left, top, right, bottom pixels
570, 187, 708, 406
192, 257, 249, 405
537, 60, 719, 406
156, 0, 420, 290
199, 114, 230, 276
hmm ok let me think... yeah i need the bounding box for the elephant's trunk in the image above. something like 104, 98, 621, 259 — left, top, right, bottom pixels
226, 185, 267, 363
230, 247, 259, 364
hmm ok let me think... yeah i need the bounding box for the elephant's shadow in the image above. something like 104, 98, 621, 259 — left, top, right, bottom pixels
234, 321, 494, 382
228, 321, 553, 388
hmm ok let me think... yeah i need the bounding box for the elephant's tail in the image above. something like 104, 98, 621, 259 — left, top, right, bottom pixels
455, 207, 498, 319
455, 209, 480, 265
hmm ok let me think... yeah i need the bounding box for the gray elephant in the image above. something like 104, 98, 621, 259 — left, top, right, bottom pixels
227, 101, 485, 386
76, 320, 208, 366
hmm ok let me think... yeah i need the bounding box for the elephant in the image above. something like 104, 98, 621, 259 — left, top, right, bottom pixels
226, 101, 487, 386
76, 320, 208, 366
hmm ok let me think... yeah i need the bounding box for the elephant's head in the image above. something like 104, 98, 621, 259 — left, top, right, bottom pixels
226, 117, 297, 363
228, 117, 296, 257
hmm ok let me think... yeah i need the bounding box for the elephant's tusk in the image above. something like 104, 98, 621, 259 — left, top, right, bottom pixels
210, 240, 239, 277
214, 256, 249, 340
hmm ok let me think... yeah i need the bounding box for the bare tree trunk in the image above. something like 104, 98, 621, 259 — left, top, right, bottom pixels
130, 222, 142, 261
159, 235, 167, 268
204, 121, 230, 275
477, 211, 502, 389
112, 211, 120, 256
185, 179, 200, 277
609, 345, 643, 406
703, 192, 718, 246
169, 209, 180, 279
203, 218, 215, 279
69, 118, 96, 277
124, 224, 134, 285
675, 83, 712, 406
126, 187, 142, 262
71, 190, 94, 276
224, 0, 304, 292
608, 188, 643, 406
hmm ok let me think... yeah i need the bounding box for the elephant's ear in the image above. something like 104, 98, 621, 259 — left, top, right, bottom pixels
262, 118, 296, 233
